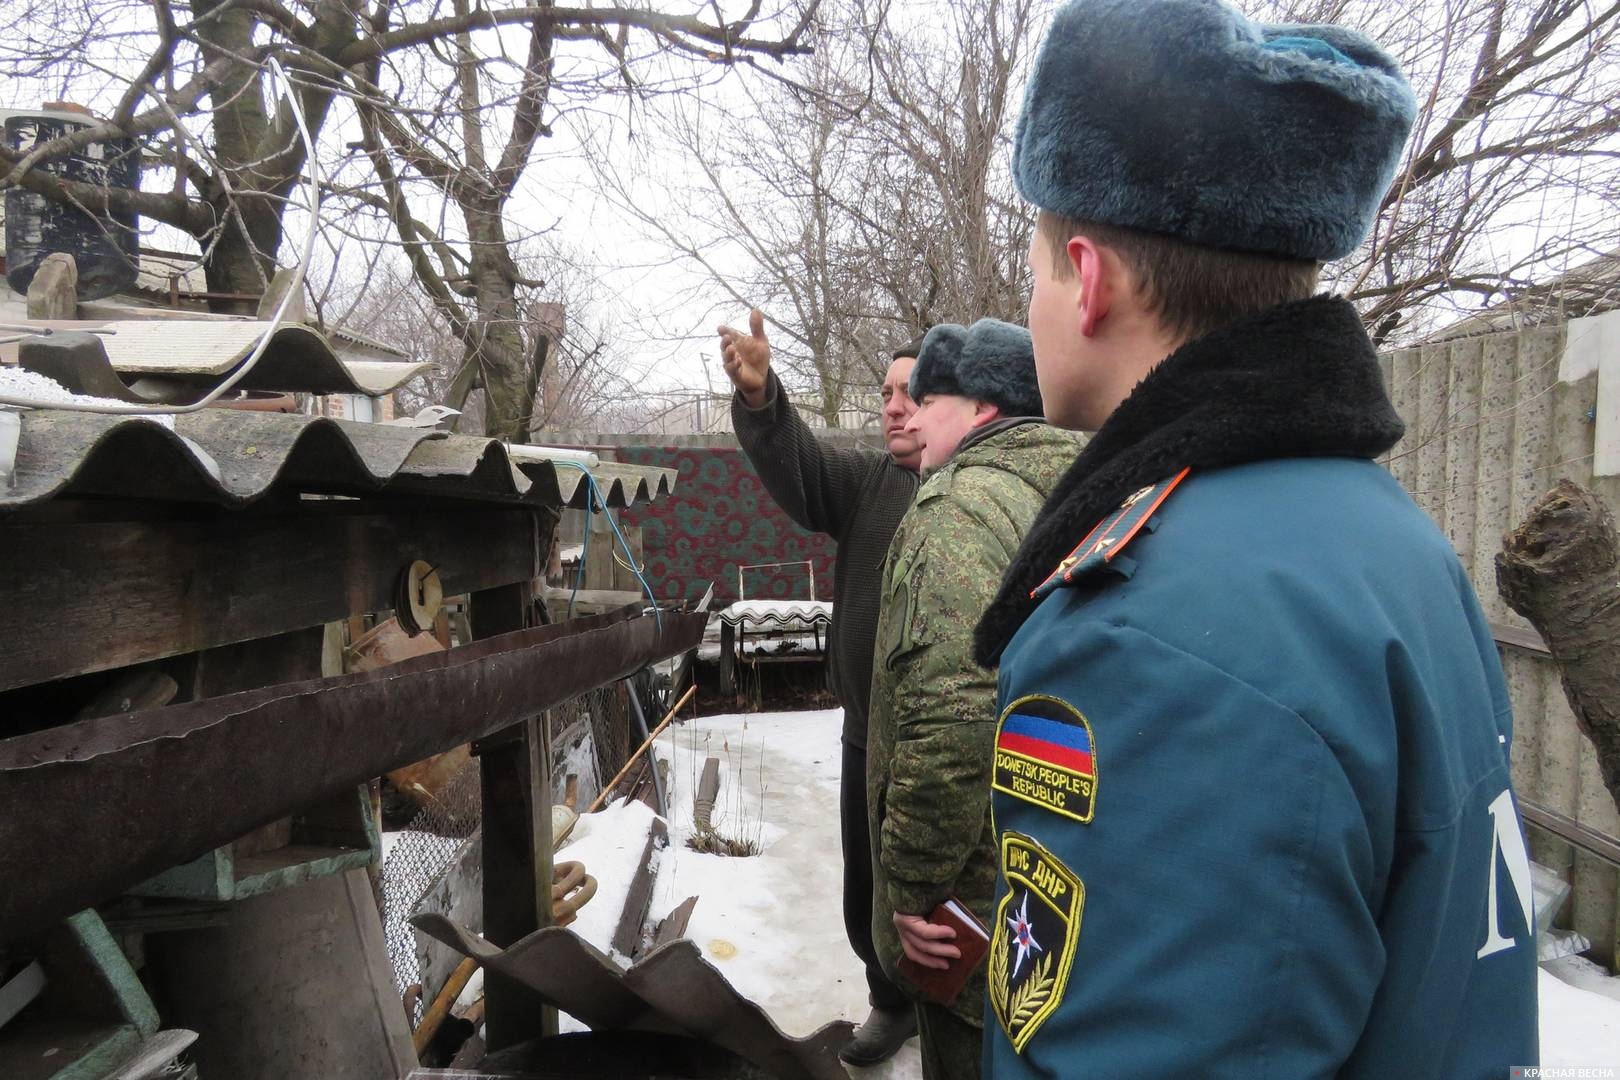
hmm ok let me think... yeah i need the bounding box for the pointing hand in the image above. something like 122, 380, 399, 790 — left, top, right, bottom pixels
718, 308, 770, 409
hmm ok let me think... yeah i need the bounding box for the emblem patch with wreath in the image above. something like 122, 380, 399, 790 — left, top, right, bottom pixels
988, 832, 1084, 1053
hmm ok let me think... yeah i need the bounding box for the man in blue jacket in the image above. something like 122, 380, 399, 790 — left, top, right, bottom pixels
965, 0, 1539, 1075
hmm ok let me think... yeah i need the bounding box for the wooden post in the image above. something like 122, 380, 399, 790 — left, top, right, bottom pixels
585, 510, 615, 590
719, 620, 736, 698
469, 580, 553, 1051
611, 524, 645, 592
524, 713, 558, 1038
25, 252, 77, 319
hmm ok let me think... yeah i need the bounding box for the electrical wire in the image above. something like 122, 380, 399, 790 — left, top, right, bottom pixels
552, 460, 661, 628
0, 58, 321, 415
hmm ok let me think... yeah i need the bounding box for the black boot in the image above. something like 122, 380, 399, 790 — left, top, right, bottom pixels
838, 1005, 918, 1067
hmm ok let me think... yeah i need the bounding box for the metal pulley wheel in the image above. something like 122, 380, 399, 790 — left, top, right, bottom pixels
396, 559, 444, 636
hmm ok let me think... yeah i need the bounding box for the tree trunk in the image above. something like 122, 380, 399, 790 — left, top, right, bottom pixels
462, 199, 535, 441
1497, 479, 1620, 817
190, 0, 350, 309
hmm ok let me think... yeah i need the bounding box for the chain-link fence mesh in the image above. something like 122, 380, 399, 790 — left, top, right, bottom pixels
381, 757, 481, 1021
378, 675, 672, 1016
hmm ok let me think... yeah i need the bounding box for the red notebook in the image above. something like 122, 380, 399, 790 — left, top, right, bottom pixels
897, 896, 992, 1005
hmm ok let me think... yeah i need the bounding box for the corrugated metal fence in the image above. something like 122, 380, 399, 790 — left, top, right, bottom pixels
1380, 322, 1620, 962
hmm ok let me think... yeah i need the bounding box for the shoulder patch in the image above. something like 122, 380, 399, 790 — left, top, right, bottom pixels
993, 695, 1097, 824
989, 831, 1084, 1054
1030, 467, 1191, 599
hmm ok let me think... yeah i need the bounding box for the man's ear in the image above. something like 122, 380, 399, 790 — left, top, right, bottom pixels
972, 401, 1002, 427
1069, 235, 1113, 338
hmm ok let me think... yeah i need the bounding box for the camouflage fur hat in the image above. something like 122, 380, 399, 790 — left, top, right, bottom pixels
1014, 0, 1416, 261
909, 319, 1043, 418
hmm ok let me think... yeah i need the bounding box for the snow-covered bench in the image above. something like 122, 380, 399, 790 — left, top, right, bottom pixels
715, 600, 832, 696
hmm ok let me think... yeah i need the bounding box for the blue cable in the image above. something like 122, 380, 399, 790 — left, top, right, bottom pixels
569, 491, 591, 620
554, 461, 662, 629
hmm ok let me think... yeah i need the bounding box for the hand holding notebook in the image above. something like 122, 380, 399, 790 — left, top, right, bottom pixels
896, 896, 991, 1005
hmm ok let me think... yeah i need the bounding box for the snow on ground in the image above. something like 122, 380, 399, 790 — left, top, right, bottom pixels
548, 705, 1620, 1075
1542, 958, 1620, 1066
555, 707, 923, 1077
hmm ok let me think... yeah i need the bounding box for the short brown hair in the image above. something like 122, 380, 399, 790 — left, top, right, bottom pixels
1038, 212, 1321, 342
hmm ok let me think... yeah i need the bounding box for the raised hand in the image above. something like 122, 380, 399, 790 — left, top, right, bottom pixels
718, 308, 771, 409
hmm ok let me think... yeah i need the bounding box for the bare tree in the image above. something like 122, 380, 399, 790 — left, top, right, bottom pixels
1251, 0, 1620, 342
331, 240, 656, 433
634, 0, 1617, 421
0, 0, 819, 436
603, 0, 1040, 421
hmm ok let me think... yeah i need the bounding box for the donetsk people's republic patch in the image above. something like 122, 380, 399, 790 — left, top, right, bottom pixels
994, 696, 1097, 823
989, 831, 1084, 1053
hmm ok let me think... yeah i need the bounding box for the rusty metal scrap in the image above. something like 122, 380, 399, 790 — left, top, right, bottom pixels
0, 607, 708, 945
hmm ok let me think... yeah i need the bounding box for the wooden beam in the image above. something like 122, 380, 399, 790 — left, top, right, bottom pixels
0, 504, 550, 692
469, 582, 552, 1052
611, 818, 670, 960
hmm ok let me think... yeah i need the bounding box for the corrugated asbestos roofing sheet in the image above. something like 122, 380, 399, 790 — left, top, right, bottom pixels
0, 319, 430, 396
0, 408, 676, 511
92, 320, 432, 394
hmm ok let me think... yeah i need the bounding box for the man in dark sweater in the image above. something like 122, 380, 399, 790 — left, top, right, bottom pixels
719, 309, 923, 1065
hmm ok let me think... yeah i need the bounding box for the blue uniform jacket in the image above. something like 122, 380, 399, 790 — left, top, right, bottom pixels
983, 458, 1538, 1078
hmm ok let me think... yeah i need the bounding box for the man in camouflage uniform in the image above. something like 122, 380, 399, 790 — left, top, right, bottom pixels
867, 320, 1082, 1080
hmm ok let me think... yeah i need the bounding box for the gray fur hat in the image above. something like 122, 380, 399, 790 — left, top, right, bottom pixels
1014, 0, 1416, 262
909, 319, 1043, 417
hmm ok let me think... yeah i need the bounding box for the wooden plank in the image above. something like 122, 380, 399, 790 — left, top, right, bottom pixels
0, 503, 549, 692
652, 895, 699, 950
541, 586, 644, 615
611, 818, 670, 960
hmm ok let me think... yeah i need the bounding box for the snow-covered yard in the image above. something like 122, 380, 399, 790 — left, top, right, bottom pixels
555, 706, 921, 1076
551, 707, 1620, 1073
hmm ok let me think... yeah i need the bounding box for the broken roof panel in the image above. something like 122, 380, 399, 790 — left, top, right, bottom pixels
0, 408, 676, 512
92, 320, 432, 395
412, 914, 851, 1080
0, 318, 430, 396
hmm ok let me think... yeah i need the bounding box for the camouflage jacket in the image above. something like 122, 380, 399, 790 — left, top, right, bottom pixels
867, 419, 1082, 1023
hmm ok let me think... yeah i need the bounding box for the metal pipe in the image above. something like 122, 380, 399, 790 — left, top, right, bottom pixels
626, 679, 667, 816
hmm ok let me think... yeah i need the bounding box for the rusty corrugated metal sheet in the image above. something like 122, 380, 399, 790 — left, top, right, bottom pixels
0, 607, 709, 944
0, 408, 675, 511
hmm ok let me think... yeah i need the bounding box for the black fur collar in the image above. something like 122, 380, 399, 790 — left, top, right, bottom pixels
973, 294, 1404, 666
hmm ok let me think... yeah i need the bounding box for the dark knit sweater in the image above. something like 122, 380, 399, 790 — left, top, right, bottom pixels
732, 371, 920, 747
